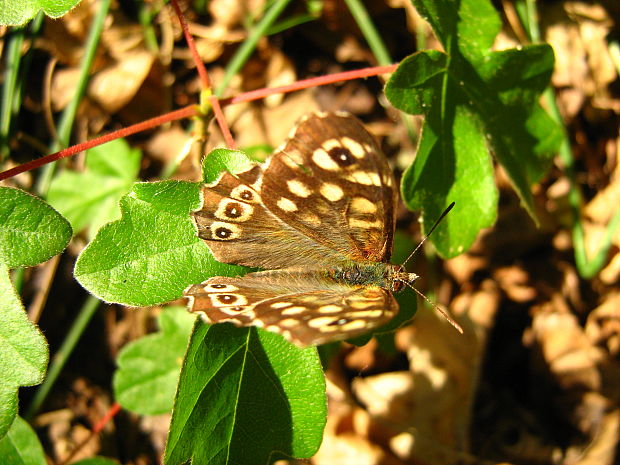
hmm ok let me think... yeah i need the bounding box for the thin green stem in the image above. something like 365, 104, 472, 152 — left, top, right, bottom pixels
524, 0, 618, 278
266, 13, 318, 36
36, 0, 112, 196
139, 2, 159, 53
343, 0, 392, 66
0, 29, 25, 161
24, 296, 101, 420
215, 0, 292, 97
1, 13, 45, 161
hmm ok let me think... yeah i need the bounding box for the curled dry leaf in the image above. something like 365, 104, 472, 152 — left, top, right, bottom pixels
530, 307, 601, 391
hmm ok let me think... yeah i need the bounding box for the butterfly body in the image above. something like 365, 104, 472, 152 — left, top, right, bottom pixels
185, 112, 416, 346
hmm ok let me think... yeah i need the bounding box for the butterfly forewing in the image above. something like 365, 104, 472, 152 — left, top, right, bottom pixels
261, 113, 398, 262
193, 166, 347, 269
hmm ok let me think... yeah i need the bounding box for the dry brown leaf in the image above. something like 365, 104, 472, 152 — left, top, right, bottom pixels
493, 266, 537, 303
569, 405, 620, 465
585, 292, 620, 358
313, 403, 404, 465
264, 50, 297, 107
529, 305, 609, 408
88, 51, 154, 114
444, 252, 487, 285
543, 2, 617, 118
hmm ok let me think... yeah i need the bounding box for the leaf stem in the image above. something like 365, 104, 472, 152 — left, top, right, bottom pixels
524, 0, 618, 278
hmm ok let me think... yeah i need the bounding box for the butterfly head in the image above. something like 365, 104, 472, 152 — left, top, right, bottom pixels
388, 265, 419, 293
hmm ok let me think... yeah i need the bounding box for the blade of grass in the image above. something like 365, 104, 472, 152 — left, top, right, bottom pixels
35, 0, 113, 196
215, 0, 293, 97
343, 0, 392, 66
24, 296, 101, 420
343, 0, 417, 148
1, 12, 45, 160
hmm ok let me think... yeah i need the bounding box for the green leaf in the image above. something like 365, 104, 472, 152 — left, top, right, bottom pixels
0, 187, 72, 268
0, 0, 81, 26
164, 324, 326, 465
48, 138, 141, 238
385, 0, 561, 257
201, 149, 257, 183
0, 416, 47, 465
74, 180, 245, 306
0, 265, 49, 439
113, 307, 195, 415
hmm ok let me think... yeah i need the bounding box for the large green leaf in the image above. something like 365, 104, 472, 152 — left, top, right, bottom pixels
48, 138, 141, 238
113, 307, 195, 415
385, 0, 562, 257
164, 323, 326, 465
0, 187, 72, 268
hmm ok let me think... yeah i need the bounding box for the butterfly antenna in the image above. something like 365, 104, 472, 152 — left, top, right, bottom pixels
400, 280, 464, 334
401, 202, 455, 268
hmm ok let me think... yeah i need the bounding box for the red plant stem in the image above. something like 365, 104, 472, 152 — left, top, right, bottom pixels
221, 64, 398, 106
0, 65, 396, 181
0, 106, 197, 181
58, 402, 122, 465
169, 0, 235, 148
170, 0, 210, 89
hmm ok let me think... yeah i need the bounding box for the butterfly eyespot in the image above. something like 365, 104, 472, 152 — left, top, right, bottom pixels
330, 318, 349, 326
215, 227, 232, 239
210, 222, 241, 240
229, 185, 260, 203
224, 202, 242, 218
218, 295, 237, 304
328, 147, 355, 167
210, 284, 227, 289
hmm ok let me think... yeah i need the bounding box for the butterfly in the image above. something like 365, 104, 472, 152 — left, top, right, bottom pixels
185, 112, 455, 346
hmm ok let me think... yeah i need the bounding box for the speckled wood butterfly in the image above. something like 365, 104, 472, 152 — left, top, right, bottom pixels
185, 112, 459, 346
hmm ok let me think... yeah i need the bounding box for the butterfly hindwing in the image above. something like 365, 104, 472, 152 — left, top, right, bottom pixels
185, 270, 399, 346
